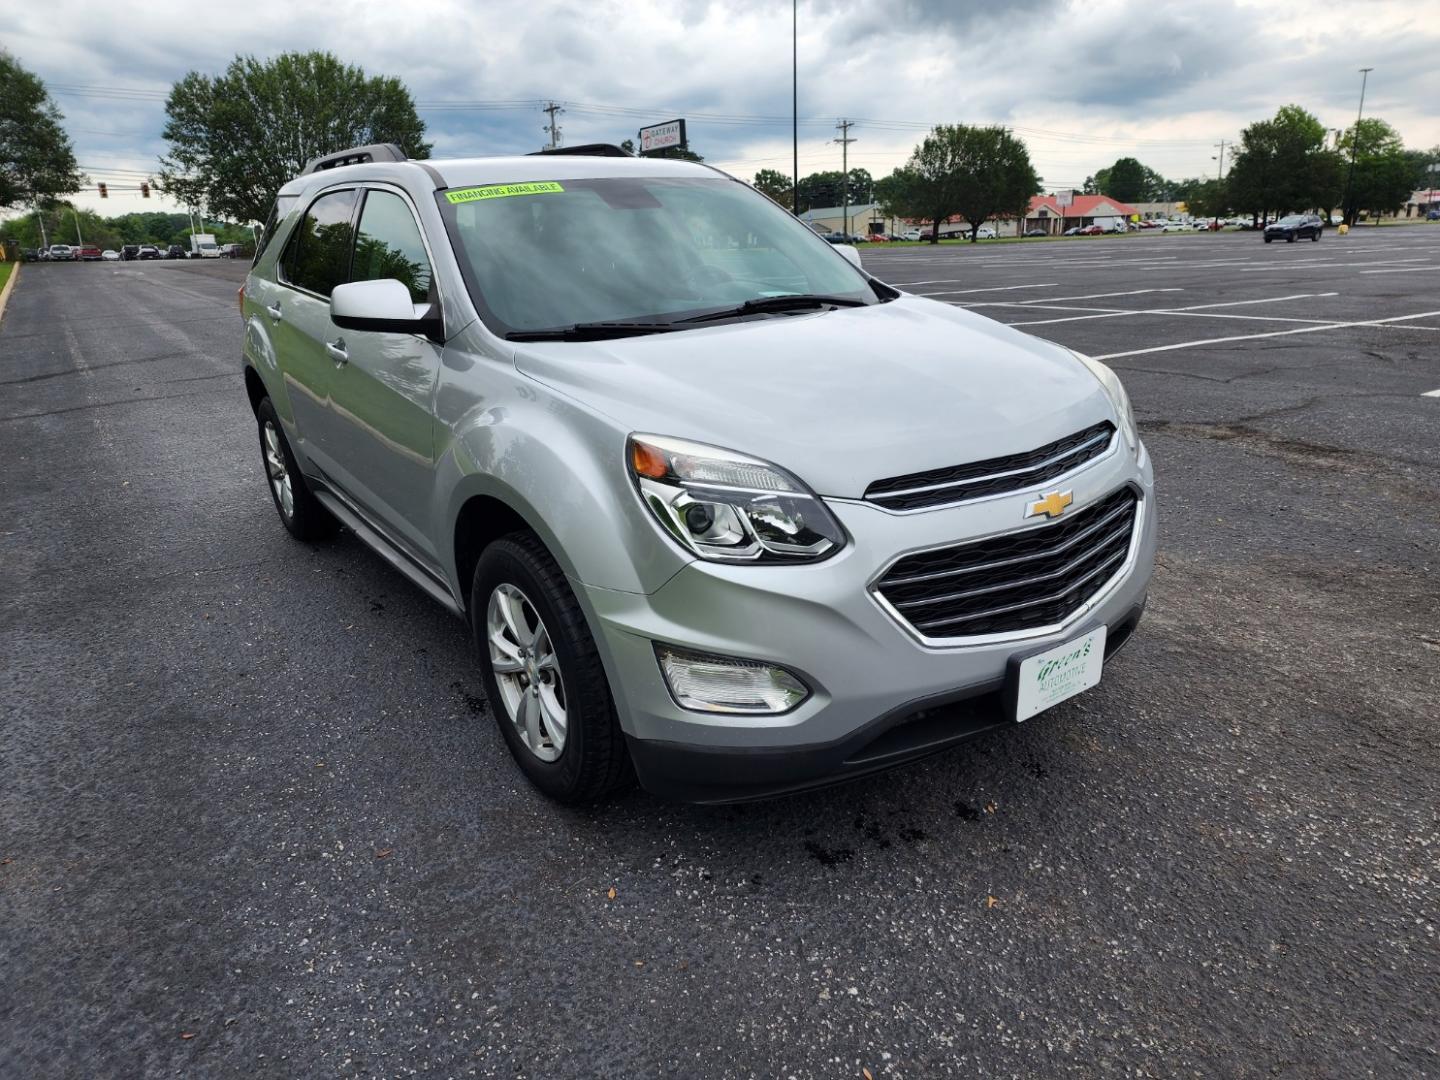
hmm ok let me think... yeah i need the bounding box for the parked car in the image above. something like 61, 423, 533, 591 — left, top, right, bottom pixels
239, 145, 1155, 804
137, 245, 161, 260
1078, 225, 1105, 236
1161, 221, 1194, 232
48, 244, 76, 261
966, 227, 997, 240
21, 248, 39, 262
165, 244, 188, 259
78, 246, 103, 261
1263, 214, 1323, 243
1023, 228, 1048, 238
121, 244, 141, 260
219, 242, 248, 258
1426, 209, 1439, 221
899, 229, 922, 241
1063, 226, 1083, 236
101, 249, 121, 261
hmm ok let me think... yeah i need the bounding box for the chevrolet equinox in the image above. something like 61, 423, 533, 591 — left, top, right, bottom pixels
240, 143, 1157, 803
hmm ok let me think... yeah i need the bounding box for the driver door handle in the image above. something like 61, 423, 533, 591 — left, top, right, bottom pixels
326, 338, 349, 365
265, 302, 283, 321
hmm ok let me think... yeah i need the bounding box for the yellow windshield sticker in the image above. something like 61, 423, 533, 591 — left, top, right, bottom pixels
445, 182, 565, 204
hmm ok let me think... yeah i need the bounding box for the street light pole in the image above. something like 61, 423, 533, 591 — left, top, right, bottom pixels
1342, 66, 1373, 227
1212, 139, 1227, 231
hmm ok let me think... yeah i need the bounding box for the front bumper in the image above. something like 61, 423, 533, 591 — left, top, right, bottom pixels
584, 441, 1157, 801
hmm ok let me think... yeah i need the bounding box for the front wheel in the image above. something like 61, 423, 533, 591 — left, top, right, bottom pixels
1311, 231, 1320, 241
472, 533, 630, 803
1286, 233, 1297, 243
255, 398, 338, 541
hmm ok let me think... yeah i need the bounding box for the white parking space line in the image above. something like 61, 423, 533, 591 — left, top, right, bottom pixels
1361, 266, 1440, 274
961, 288, 1184, 308
1091, 310, 1440, 361
1423, 389, 1440, 398
1007, 292, 1336, 327
1239, 257, 1433, 272
906, 282, 1060, 294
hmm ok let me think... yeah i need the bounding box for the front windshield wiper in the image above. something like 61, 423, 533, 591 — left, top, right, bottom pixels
506, 321, 682, 342
677, 294, 869, 325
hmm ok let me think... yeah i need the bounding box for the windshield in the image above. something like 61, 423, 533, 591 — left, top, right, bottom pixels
1277, 215, 1307, 225
437, 176, 875, 335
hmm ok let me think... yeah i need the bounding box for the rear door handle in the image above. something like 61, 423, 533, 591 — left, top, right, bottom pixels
326, 338, 349, 365
265, 302, 282, 321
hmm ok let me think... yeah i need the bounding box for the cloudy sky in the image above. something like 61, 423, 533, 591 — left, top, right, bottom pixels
5, 0, 1439, 218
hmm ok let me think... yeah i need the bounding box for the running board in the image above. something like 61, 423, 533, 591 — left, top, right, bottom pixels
310, 488, 465, 618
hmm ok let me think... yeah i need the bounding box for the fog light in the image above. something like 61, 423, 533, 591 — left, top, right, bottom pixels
655, 645, 810, 714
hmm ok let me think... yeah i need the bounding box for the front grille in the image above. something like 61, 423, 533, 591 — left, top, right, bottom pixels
864, 421, 1115, 512
874, 486, 1139, 639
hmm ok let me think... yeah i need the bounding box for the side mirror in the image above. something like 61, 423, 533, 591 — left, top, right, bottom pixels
330, 279, 442, 340
835, 244, 862, 270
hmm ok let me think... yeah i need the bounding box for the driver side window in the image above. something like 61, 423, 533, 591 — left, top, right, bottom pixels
282, 189, 358, 297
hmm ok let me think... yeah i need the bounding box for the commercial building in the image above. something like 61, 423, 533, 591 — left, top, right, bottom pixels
798, 202, 899, 236
1023, 194, 1139, 236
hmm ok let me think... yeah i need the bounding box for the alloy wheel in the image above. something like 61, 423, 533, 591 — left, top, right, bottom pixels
486, 583, 567, 762
262, 420, 294, 519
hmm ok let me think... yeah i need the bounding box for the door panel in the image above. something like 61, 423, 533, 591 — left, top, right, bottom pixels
314, 188, 441, 562
273, 188, 358, 477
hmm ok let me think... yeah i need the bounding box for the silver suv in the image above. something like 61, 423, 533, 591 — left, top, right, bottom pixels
241, 143, 1156, 803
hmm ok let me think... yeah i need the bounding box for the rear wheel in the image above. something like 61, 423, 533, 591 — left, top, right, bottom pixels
255, 398, 337, 541
1286, 233, 1297, 243
472, 532, 630, 803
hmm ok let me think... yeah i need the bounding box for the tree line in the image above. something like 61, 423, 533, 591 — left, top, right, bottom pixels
1080, 106, 1432, 225
0, 208, 257, 252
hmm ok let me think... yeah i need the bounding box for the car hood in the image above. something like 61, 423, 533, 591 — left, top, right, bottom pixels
510, 295, 1113, 499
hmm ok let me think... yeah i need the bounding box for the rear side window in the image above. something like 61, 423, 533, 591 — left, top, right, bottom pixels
353, 190, 433, 304
283, 189, 358, 297
252, 195, 297, 266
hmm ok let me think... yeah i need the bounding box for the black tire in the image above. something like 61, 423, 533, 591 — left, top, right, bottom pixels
1264, 235, 1272, 243
255, 397, 338, 541
472, 532, 631, 803
1311, 231, 1320, 241
1286, 233, 1296, 243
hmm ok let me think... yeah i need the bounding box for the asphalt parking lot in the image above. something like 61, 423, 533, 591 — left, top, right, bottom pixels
2, 230, 1437, 1078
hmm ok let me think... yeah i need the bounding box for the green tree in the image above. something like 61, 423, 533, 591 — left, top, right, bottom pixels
1101, 157, 1149, 203
936, 125, 1040, 242
1226, 105, 1339, 224
0, 50, 85, 211
752, 168, 793, 209
874, 165, 947, 244
159, 51, 430, 225
795, 169, 872, 213
1339, 118, 1417, 221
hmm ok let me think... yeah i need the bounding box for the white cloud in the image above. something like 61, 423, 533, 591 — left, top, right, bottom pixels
3, 0, 1436, 218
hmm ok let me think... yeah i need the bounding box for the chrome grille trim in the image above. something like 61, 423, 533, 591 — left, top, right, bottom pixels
870, 486, 1143, 646
864, 421, 1116, 512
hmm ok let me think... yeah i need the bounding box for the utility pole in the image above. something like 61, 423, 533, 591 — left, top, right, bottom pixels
72, 206, 84, 246
542, 101, 564, 150
834, 119, 856, 237
36, 202, 48, 251
1212, 139, 1227, 231
792, 0, 798, 215
1342, 67, 1373, 227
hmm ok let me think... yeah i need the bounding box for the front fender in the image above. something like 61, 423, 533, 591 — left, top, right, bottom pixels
435, 375, 692, 601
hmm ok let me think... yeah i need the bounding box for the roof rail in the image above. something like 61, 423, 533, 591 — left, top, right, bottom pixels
302, 143, 408, 175
528, 143, 634, 158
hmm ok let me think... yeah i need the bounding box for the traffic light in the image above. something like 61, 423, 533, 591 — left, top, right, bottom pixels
140, 182, 150, 198
98, 182, 108, 199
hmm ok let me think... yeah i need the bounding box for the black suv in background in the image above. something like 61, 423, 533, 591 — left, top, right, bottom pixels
121, 244, 140, 261
1264, 214, 1323, 242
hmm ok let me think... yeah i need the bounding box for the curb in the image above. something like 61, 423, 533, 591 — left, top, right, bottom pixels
0, 261, 19, 328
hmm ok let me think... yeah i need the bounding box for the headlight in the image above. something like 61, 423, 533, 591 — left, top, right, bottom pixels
627, 434, 846, 563
1075, 354, 1139, 451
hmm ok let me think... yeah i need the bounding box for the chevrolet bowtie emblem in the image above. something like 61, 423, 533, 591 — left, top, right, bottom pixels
1026, 490, 1074, 520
